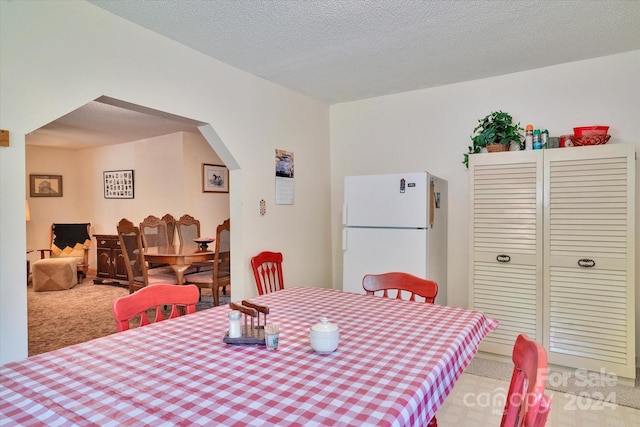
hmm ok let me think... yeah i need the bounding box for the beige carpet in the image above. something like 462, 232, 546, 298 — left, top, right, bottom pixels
27, 273, 227, 356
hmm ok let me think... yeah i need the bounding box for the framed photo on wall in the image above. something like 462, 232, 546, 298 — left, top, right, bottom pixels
30, 174, 63, 197
203, 163, 229, 193
103, 170, 134, 199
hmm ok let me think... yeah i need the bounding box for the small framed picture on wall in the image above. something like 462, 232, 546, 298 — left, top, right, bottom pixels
202, 164, 229, 193
30, 174, 63, 197
103, 170, 134, 199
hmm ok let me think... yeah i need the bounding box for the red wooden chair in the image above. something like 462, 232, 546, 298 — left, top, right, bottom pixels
501, 334, 551, 427
251, 251, 284, 295
362, 272, 438, 303
112, 284, 199, 332
362, 271, 438, 426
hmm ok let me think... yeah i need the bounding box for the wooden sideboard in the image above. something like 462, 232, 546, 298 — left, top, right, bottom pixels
94, 234, 128, 285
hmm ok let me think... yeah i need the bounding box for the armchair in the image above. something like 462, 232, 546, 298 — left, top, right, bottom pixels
37, 223, 91, 282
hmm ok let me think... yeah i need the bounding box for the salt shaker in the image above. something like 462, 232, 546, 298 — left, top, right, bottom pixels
228, 310, 242, 338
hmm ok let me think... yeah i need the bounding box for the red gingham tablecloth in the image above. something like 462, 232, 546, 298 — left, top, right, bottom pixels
0, 287, 497, 426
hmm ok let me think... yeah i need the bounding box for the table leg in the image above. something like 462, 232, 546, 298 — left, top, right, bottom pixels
170, 264, 192, 315
170, 264, 191, 286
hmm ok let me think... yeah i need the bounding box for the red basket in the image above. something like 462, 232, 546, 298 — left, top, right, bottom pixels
574, 126, 609, 137
571, 134, 611, 146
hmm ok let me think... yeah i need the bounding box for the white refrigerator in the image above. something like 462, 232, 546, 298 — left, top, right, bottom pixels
342, 172, 447, 305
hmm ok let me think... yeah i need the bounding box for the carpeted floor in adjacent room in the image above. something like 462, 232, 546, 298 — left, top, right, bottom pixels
27, 273, 225, 356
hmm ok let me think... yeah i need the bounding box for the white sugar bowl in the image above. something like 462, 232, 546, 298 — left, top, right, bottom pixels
310, 317, 339, 354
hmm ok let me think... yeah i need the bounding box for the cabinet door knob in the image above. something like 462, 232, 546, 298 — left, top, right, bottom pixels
496, 254, 511, 263
578, 258, 596, 268
100, 240, 106, 245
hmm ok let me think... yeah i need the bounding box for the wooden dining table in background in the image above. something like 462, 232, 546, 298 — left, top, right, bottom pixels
0, 287, 497, 426
143, 243, 213, 285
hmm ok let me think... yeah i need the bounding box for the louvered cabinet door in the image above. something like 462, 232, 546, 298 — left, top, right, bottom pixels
544, 143, 635, 379
469, 151, 544, 356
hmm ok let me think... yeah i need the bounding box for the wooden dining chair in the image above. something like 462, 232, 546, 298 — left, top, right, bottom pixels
117, 218, 178, 294
362, 271, 438, 426
185, 218, 230, 306
139, 215, 170, 248
176, 214, 212, 272
250, 251, 284, 295
501, 334, 551, 427
112, 284, 200, 332
139, 215, 175, 272
175, 214, 200, 244
362, 272, 438, 303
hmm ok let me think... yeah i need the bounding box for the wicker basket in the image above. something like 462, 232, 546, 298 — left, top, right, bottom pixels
571, 134, 611, 146
485, 143, 507, 152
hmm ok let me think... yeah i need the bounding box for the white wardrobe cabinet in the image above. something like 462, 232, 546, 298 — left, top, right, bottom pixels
469, 143, 635, 380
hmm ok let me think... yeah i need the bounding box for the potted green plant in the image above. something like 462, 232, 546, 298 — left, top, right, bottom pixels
463, 111, 523, 168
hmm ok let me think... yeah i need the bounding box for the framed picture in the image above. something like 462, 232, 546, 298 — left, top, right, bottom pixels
203, 164, 229, 193
103, 170, 134, 199
30, 174, 63, 197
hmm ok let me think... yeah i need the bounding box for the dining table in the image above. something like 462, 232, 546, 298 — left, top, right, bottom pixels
0, 287, 498, 426
143, 243, 214, 285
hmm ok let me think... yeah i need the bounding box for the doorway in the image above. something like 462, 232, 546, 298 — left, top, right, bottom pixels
25, 96, 232, 354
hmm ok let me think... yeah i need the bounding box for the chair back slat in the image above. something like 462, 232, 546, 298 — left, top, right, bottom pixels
161, 213, 177, 245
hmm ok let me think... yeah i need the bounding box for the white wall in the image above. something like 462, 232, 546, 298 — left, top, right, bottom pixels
25, 131, 230, 270
25, 146, 89, 249
0, 0, 331, 364
330, 50, 640, 362
3, 0, 637, 367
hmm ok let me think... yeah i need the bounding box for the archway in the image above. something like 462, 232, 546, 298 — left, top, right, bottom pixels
25, 95, 237, 355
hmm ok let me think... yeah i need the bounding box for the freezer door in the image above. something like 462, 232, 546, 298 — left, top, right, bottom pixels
342, 227, 428, 294
344, 172, 428, 228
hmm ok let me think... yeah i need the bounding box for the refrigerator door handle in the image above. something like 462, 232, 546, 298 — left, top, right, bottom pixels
342, 204, 348, 225
342, 228, 348, 251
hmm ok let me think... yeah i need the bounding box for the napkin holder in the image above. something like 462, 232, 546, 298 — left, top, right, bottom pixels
223, 301, 269, 345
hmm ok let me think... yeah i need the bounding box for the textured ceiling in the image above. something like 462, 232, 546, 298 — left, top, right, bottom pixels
29, 0, 640, 149
88, 0, 640, 104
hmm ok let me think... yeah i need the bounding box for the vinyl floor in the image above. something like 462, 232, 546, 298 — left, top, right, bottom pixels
437, 373, 640, 427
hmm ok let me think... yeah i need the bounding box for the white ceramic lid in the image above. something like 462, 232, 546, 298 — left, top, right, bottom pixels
311, 317, 338, 332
